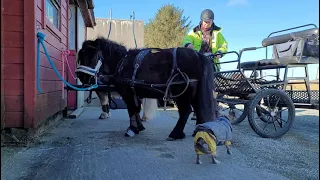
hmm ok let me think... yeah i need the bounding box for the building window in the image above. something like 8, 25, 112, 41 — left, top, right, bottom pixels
46, 0, 60, 29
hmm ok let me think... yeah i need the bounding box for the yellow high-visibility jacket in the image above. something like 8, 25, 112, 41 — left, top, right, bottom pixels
182, 24, 228, 71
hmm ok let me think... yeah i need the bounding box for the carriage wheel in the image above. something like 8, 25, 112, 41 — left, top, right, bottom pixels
247, 89, 295, 138
217, 94, 249, 125
256, 100, 269, 123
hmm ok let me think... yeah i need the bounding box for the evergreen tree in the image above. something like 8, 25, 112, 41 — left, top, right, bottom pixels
144, 4, 191, 48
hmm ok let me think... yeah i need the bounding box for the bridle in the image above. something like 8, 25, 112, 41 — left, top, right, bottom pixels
75, 46, 104, 85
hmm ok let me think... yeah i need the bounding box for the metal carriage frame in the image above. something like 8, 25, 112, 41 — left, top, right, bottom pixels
212, 24, 319, 138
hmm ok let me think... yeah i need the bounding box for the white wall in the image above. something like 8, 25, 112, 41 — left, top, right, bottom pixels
76, 7, 86, 108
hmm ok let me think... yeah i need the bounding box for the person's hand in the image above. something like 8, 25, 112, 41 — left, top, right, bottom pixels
214, 52, 222, 59
187, 44, 194, 49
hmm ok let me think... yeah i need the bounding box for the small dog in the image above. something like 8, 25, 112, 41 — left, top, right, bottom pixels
193, 113, 232, 164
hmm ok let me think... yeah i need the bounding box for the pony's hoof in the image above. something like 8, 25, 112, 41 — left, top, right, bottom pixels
125, 128, 136, 137
167, 132, 186, 141
99, 112, 109, 119
125, 126, 140, 137
166, 137, 176, 141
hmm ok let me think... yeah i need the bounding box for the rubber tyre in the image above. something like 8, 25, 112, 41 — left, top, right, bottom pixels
217, 94, 249, 125
232, 104, 249, 125
230, 102, 249, 125
247, 89, 295, 138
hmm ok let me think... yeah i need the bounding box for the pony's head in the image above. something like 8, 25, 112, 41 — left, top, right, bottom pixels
76, 40, 103, 85
76, 37, 127, 85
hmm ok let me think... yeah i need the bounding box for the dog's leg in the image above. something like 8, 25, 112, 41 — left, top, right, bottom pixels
225, 141, 232, 155
211, 154, 220, 164
226, 146, 232, 155
196, 154, 202, 164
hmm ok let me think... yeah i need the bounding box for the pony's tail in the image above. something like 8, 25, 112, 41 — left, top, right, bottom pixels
141, 98, 158, 120
196, 54, 217, 122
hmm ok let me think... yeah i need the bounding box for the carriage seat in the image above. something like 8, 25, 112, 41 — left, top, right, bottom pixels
239, 27, 319, 70
239, 56, 319, 70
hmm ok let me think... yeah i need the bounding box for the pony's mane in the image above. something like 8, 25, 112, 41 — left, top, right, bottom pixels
127, 48, 144, 55
82, 36, 149, 60
93, 36, 128, 56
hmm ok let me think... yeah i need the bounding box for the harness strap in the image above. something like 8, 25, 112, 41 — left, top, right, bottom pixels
163, 48, 178, 110
164, 48, 178, 100
167, 48, 178, 84
131, 49, 151, 86
116, 48, 191, 109
130, 49, 151, 106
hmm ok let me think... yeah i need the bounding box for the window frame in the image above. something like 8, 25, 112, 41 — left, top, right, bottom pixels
42, 0, 62, 40
46, 0, 60, 28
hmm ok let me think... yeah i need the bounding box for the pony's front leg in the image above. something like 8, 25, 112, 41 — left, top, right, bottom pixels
167, 97, 192, 141
125, 112, 145, 137
95, 91, 111, 119
123, 95, 145, 137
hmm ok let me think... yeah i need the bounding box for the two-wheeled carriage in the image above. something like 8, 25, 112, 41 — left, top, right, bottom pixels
211, 24, 319, 138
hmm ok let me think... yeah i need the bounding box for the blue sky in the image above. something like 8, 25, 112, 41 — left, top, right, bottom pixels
93, 0, 319, 80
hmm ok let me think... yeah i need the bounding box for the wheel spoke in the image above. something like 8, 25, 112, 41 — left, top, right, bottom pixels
275, 115, 287, 124
273, 119, 278, 131
276, 108, 287, 114
255, 113, 268, 120
273, 96, 281, 109
236, 109, 244, 112
256, 105, 270, 115
275, 117, 283, 128
266, 96, 272, 111
262, 121, 269, 130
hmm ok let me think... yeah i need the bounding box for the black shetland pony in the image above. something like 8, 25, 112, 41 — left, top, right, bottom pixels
77, 37, 217, 141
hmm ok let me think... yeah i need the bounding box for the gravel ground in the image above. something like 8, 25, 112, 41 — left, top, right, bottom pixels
165, 107, 319, 180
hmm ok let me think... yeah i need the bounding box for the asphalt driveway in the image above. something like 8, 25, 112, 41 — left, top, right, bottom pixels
1, 107, 319, 180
